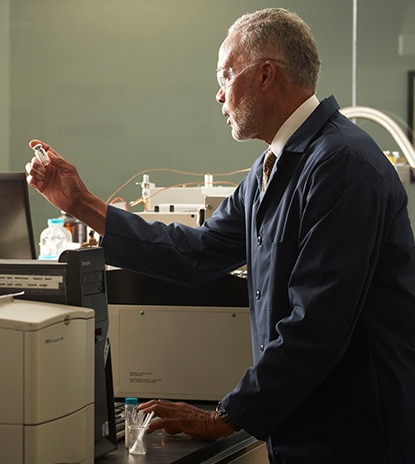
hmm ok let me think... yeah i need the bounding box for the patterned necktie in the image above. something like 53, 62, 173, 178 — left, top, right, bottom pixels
262, 147, 277, 191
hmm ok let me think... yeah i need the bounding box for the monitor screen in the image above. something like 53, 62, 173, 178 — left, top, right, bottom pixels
0, 172, 36, 259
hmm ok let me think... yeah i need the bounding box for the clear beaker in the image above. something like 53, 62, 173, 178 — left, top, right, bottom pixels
128, 425, 147, 455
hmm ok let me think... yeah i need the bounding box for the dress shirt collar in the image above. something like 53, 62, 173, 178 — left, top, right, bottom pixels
269, 94, 320, 157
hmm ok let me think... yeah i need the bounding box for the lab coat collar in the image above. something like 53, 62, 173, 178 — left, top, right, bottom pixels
255, 96, 341, 189
284, 95, 340, 153
269, 95, 320, 158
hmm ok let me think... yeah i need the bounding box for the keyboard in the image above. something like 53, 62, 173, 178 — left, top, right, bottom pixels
114, 401, 125, 441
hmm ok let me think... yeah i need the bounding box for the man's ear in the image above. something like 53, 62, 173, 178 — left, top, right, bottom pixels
259, 60, 277, 91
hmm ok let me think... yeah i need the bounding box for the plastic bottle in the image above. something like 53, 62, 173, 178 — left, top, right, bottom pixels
39, 218, 72, 260
125, 397, 139, 448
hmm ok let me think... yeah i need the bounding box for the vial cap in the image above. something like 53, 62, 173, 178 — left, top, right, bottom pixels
125, 397, 138, 405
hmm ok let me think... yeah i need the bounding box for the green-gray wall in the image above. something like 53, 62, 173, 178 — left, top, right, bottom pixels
2, 0, 415, 247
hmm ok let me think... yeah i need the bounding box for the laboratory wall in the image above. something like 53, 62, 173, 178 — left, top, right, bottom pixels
0, 0, 10, 172
2, 0, 415, 243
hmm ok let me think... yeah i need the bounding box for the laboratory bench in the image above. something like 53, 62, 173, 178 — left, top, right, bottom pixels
95, 429, 267, 464
100, 269, 267, 462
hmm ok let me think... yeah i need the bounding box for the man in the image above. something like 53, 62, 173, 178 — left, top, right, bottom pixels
26, 8, 415, 464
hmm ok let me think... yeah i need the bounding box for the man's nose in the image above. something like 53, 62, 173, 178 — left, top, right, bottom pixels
216, 86, 225, 104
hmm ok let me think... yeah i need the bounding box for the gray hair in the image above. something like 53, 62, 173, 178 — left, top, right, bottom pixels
228, 8, 321, 89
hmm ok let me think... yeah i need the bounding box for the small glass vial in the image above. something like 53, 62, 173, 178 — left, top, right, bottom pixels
33, 143, 50, 166
124, 398, 138, 448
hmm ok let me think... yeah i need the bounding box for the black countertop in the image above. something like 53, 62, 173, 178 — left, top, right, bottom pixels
95, 429, 260, 464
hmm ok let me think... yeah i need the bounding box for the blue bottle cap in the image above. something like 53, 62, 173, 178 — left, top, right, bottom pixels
48, 218, 65, 226
125, 397, 138, 405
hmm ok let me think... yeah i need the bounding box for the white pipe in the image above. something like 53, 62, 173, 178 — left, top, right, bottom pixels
340, 106, 415, 170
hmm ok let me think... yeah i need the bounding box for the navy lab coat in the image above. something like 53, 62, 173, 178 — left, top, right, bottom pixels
102, 96, 415, 463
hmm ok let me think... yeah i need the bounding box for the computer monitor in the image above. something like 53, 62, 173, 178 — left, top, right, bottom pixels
0, 172, 36, 259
